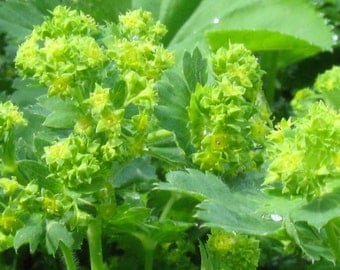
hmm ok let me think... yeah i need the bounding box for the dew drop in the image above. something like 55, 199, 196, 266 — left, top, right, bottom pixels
213, 17, 220, 24
332, 34, 338, 42
270, 214, 283, 222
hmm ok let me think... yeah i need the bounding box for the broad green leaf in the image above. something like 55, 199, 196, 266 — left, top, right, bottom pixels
139, 220, 191, 244
157, 169, 281, 235
38, 95, 80, 129
17, 160, 48, 183
132, 0, 161, 19
170, 0, 333, 68
0, 0, 56, 44
158, 0, 202, 45
285, 220, 335, 263
157, 169, 229, 200
112, 157, 157, 188
147, 129, 185, 165
182, 47, 208, 91
206, 29, 321, 68
291, 192, 340, 230
13, 215, 44, 253
325, 218, 340, 262
45, 220, 74, 256
197, 194, 281, 236
155, 71, 194, 155
63, 0, 131, 23
17, 160, 62, 192
10, 79, 46, 108
109, 205, 151, 233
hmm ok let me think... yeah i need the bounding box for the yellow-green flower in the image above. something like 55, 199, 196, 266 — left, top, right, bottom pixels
44, 139, 72, 166
0, 101, 27, 139
85, 84, 110, 115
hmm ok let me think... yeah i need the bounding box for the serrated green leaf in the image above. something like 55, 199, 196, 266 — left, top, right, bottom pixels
158, 0, 202, 45
285, 220, 335, 263
183, 47, 208, 91
37, 95, 80, 129
157, 169, 229, 200
17, 160, 49, 182
291, 192, 340, 230
155, 71, 194, 154
147, 129, 185, 165
11, 79, 46, 108
325, 218, 340, 262
45, 220, 74, 256
63, 0, 131, 23
132, 0, 161, 19
157, 169, 281, 235
170, 0, 333, 67
109, 205, 151, 233
0, 0, 56, 44
206, 29, 321, 68
13, 215, 44, 253
112, 157, 157, 188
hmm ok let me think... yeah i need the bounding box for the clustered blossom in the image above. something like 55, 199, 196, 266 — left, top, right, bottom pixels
291, 65, 340, 115
15, 6, 173, 189
15, 6, 104, 98
265, 66, 340, 198
0, 101, 26, 140
264, 101, 340, 198
206, 229, 260, 270
188, 44, 271, 174
104, 9, 173, 107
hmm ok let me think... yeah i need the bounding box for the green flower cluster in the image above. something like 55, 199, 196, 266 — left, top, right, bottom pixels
205, 229, 260, 270
0, 101, 26, 141
264, 101, 340, 198
291, 66, 340, 115
104, 9, 173, 107
15, 6, 104, 98
188, 44, 271, 174
15, 6, 173, 188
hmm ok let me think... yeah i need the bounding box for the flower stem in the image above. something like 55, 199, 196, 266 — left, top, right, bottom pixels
87, 220, 105, 270
159, 193, 178, 222
60, 241, 77, 270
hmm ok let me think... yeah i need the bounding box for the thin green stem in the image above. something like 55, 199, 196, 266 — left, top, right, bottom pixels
60, 241, 77, 270
159, 193, 178, 222
144, 245, 156, 270
87, 220, 105, 270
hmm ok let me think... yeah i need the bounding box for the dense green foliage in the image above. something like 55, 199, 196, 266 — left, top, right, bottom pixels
0, 1, 339, 269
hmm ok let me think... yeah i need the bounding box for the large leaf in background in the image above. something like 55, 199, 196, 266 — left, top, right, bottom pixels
0, 0, 54, 44
111, 157, 157, 188
132, 0, 162, 19
206, 29, 322, 68
37, 95, 80, 129
325, 218, 340, 263
45, 221, 73, 255
62, 0, 131, 23
291, 192, 340, 230
285, 219, 336, 263
155, 49, 207, 155
155, 71, 194, 155
156, 169, 282, 235
158, 0, 202, 45
0, 0, 131, 45
147, 129, 186, 165
170, 0, 333, 68
14, 214, 44, 253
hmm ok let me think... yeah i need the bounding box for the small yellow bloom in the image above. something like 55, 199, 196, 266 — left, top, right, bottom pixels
96, 109, 124, 133
44, 139, 72, 166
85, 84, 110, 115
48, 74, 72, 97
